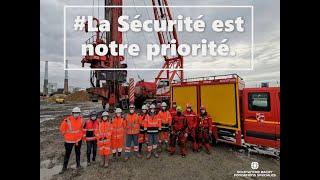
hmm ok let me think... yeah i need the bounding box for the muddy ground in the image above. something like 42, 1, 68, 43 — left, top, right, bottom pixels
40, 100, 280, 180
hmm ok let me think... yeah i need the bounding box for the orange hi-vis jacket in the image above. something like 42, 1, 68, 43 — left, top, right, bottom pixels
111, 116, 124, 141
124, 113, 140, 134
60, 116, 84, 143
158, 110, 172, 131
94, 121, 112, 155
144, 114, 162, 134
83, 119, 99, 141
138, 113, 149, 133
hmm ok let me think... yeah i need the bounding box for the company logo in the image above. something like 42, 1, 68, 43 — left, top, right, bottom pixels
251, 162, 259, 170
233, 162, 276, 177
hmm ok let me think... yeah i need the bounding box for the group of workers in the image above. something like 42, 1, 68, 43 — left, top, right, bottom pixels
59, 101, 213, 173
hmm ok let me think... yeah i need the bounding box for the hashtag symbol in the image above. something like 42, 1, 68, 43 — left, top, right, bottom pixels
74, 16, 86, 31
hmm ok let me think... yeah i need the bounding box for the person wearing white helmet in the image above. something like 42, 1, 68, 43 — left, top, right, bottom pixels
157, 102, 172, 153
111, 108, 125, 159
124, 104, 141, 161
138, 104, 149, 155
144, 104, 161, 159
59, 107, 83, 174
95, 111, 113, 168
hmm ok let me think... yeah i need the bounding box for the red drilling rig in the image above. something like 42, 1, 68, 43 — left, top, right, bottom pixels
81, 0, 183, 110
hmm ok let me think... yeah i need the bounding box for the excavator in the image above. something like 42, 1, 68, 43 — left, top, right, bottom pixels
81, 0, 183, 110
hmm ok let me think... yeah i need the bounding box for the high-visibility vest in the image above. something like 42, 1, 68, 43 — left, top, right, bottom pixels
144, 114, 161, 134
138, 113, 149, 133
124, 113, 140, 134
95, 121, 112, 146
83, 119, 99, 141
158, 110, 172, 131
111, 117, 124, 140
60, 116, 83, 143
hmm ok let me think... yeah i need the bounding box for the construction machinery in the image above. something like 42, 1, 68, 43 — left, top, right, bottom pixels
81, 0, 183, 110
171, 74, 280, 157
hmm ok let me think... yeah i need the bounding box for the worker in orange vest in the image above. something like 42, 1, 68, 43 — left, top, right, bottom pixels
83, 111, 99, 166
59, 107, 84, 174
124, 104, 142, 161
95, 111, 113, 168
144, 104, 161, 159
111, 108, 125, 159
158, 102, 172, 152
169, 101, 177, 117
196, 105, 213, 154
183, 104, 198, 152
138, 105, 149, 155
169, 106, 188, 157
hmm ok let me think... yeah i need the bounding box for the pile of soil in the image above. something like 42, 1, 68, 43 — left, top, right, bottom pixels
64, 90, 90, 102
47, 94, 67, 103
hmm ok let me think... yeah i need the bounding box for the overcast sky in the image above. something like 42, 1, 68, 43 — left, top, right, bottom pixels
40, 0, 279, 90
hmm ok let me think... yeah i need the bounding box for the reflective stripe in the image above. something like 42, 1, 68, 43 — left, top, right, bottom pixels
84, 129, 96, 131
117, 148, 122, 152
133, 146, 139, 151
99, 147, 110, 151
147, 146, 152, 151
147, 130, 159, 133
99, 139, 110, 143
152, 144, 157, 149
112, 149, 116, 153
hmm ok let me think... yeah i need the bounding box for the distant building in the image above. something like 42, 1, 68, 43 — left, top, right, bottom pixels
48, 83, 57, 95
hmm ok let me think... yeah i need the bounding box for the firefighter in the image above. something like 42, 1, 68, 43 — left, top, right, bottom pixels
95, 111, 112, 168
124, 104, 141, 161
111, 108, 125, 159
83, 111, 99, 166
59, 107, 84, 174
138, 105, 149, 155
169, 101, 177, 117
158, 102, 172, 152
196, 105, 213, 154
144, 104, 161, 159
183, 104, 198, 152
169, 106, 188, 157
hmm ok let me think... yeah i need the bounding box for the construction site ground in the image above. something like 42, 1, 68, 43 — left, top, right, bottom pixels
40, 100, 280, 180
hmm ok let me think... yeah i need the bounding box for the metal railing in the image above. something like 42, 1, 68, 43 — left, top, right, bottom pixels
172, 73, 243, 84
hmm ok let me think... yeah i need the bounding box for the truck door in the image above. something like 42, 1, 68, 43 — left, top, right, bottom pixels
243, 88, 280, 149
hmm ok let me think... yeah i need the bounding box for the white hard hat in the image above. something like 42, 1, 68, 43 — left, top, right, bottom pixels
161, 102, 167, 107
115, 108, 122, 113
142, 105, 148, 110
129, 104, 135, 109
150, 104, 156, 109
101, 111, 109, 117
72, 107, 81, 113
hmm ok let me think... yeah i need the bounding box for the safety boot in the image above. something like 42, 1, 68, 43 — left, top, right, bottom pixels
153, 150, 159, 158
146, 151, 152, 159
59, 167, 67, 174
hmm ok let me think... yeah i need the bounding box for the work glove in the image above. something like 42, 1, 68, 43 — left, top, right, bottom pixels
184, 133, 188, 138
